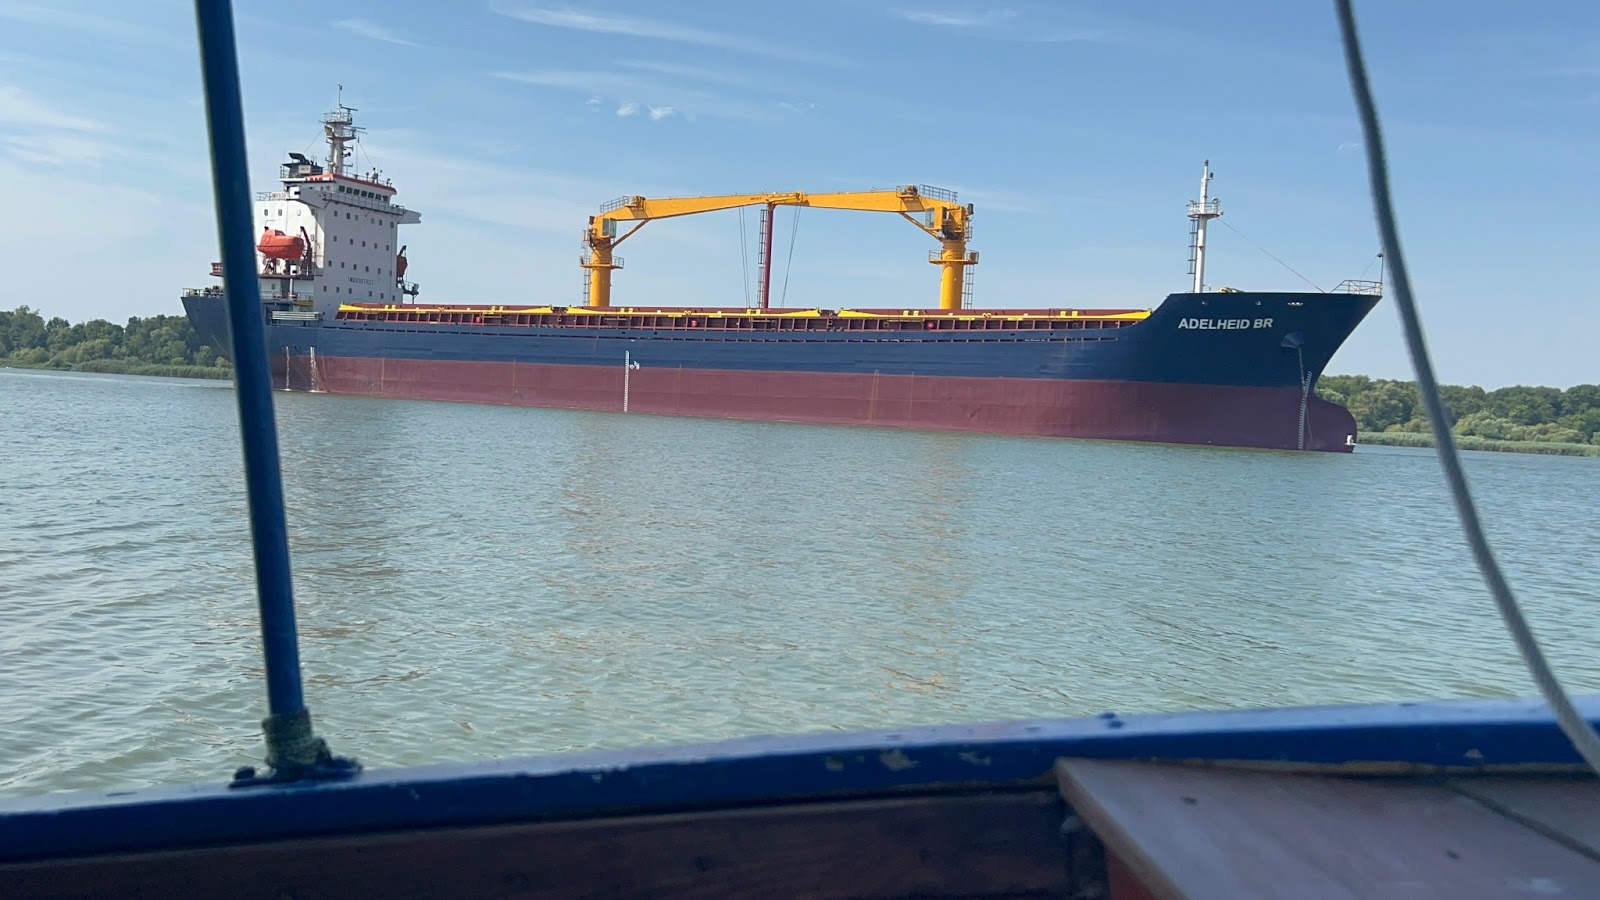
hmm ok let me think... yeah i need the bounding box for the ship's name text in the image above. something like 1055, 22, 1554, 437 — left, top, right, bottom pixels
1177, 317, 1273, 330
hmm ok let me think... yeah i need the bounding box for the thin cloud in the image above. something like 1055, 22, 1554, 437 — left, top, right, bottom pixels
647, 105, 675, 121
939, 186, 1044, 215
1011, 30, 1108, 43
489, 1, 851, 67
0, 1, 170, 43
0, 84, 119, 167
892, 8, 1019, 28
2, 132, 117, 166
492, 70, 781, 123
616, 102, 640, 117
354, 136, 723, 242
0, 84, 110, 133
615, 60, 752, 89
892, 6, 1105, 43
333, 18, 421, 48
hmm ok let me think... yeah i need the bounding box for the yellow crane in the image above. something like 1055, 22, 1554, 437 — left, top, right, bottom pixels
580, 186, 977, 309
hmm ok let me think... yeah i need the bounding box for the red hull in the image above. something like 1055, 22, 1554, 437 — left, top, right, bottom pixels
283, 355, 1358, 452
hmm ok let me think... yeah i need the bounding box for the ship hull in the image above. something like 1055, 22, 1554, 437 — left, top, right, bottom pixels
183, 291, 1378, 452
295, 356, 1359, 451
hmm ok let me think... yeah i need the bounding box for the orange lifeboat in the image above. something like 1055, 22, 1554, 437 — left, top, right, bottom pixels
396, 245, 409, 279
257, 227, 304, 260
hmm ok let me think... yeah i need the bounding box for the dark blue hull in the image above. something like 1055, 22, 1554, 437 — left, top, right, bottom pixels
183, 291, 1379, 451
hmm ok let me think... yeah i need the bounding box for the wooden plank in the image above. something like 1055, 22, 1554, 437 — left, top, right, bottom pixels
1056, 758, 1600, 900
0, 790, 1071, 900
1448, 776, 1600, 859
1105, 850, 1162, 900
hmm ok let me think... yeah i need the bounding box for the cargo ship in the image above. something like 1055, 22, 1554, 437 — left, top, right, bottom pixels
181, 101, 1382, 452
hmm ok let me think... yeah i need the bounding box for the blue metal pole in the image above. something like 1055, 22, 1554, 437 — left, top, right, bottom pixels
192, 0, 304, 717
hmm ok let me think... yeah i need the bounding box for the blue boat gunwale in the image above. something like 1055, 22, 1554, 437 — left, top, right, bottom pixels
1, 694, 1593, 864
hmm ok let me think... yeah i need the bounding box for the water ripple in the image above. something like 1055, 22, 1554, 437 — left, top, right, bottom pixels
2, 368, 1598, 796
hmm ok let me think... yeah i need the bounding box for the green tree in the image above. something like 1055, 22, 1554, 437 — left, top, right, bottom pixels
0, 305, 47, 352
1453, 412, 1518, 440
1436, 384, 1486, 424
1320, 375, 1600, 446
1345, 379, 1416, 432
1484, 385, 1562, 425
2, 305, 229, 375
1557, 408, 1600, 443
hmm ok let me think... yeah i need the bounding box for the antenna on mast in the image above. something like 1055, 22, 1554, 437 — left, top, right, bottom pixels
322, 85, 360, 176
1186, 160, 1223, 293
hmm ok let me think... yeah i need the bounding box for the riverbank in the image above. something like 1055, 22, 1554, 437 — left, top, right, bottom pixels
0, 360, 232, 380
1358, 431, 1600, 457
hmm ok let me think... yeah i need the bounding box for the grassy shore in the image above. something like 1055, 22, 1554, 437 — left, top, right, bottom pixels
1, 359, 233, 380
1358, 431, 1600, 457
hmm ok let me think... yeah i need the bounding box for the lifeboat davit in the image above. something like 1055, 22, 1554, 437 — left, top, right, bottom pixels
257, 227, 304, 260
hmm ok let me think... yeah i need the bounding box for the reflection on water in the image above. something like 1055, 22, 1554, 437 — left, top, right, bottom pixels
3, 367, 1599, 796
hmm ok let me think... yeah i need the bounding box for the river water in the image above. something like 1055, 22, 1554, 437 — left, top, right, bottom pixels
2, 367, 1597, 797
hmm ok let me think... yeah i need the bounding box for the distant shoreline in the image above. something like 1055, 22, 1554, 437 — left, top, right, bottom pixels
0, 361, 232, 381
1357, 431, 1599, 458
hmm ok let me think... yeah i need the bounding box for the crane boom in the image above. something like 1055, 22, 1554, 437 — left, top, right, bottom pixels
595, 192, 804, 223
581, 186, 976, 309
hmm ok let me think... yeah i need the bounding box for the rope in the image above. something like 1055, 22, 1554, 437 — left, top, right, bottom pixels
1218, 219, 1324, 292
780, 207, 801, 306
1358, 250, 1383, 280
262, 709, 331, 772
738, 207, 751, 306
1335, 0, 1600, 774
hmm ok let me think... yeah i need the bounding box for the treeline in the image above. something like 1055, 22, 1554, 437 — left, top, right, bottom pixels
0, 305, 231, 379
1318, 375, 1600, 446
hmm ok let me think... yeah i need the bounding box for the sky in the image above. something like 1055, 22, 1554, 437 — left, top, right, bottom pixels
1, 1, 1597, 388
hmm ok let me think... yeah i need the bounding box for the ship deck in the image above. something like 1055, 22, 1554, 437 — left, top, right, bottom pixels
333, 303, 1155, 332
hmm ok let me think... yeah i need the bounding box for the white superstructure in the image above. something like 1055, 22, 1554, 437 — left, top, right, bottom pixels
237, 95, 421, 316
